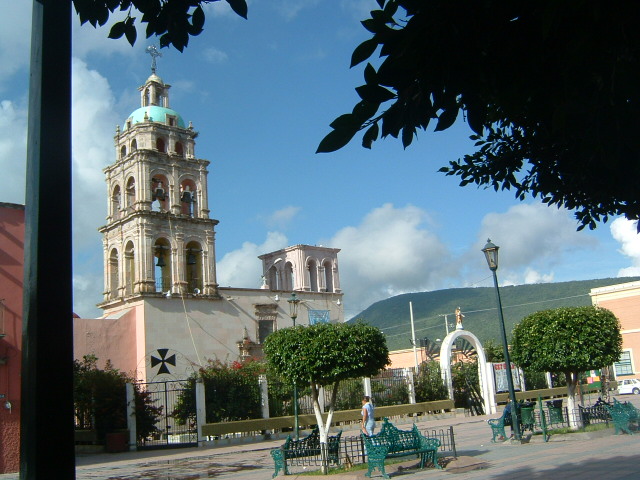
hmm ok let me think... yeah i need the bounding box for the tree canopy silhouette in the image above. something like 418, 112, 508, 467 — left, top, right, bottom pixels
318, 1, 640, 231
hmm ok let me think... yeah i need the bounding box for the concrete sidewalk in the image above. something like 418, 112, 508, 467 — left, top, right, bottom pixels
3, 400, 640, 479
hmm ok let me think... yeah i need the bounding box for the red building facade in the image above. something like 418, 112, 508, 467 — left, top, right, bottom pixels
0, 202, 24, 473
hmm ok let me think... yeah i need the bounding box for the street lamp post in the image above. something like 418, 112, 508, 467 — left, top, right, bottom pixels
288, 292, 301, 440
482, 239, 521, 441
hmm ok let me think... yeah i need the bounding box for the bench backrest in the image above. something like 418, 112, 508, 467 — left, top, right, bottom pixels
366, 419, 421, 453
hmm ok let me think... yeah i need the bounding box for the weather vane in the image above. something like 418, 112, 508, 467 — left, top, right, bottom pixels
146, 45, 162, 74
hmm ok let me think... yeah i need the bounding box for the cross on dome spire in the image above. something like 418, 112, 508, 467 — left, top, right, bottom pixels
145, 45, 162, 74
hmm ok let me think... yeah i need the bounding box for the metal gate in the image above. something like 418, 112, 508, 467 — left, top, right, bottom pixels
137, 380, 197, 450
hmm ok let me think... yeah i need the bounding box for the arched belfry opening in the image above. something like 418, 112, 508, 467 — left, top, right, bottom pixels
185, 241, 203, 293
154, 238, 172, 293
323, 260, 334, 293
111, 185, 122, 220
307, 258, 318, 292
109, 248, 120, 300
124, 241, 135, 296
179, 178, 197, 217
151, 175, 169, 211
125, 177, 136, 213
439, 329, 493, 416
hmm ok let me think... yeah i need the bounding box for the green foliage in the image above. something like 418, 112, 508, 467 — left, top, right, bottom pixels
511, 306, 623, 375
451, 360, 480, 409
73, 355, 162, 442
414, 361, 448, 402
522, 369, 548, 390
263, 322, 390, 388
172, 360, 263, 425
371, 375, 409, 406
266, 377, 297, 418
319, 1, 640, 230
73, 0, 247, 51
330, 378, 364, 411
482, 339, 504, 363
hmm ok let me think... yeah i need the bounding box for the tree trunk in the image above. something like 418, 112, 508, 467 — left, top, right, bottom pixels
565, 371, 581, 429
311, 382, 339, 474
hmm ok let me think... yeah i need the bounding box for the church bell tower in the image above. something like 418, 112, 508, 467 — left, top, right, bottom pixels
99, 50, 219, 307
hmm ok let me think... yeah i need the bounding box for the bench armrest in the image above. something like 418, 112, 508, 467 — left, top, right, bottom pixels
419, 437, 440, 450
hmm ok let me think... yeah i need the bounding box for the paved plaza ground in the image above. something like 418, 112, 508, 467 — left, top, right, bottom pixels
3, 395, 640, 479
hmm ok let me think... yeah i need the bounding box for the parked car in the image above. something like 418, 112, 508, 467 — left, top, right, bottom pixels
617, 378, 640, 395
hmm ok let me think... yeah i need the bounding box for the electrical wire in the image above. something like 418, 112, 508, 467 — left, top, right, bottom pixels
167, 213, 203, 365
379, 291, 591, 339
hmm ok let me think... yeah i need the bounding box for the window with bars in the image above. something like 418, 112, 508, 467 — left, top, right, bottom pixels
614, 350, 634, 376
255, 304, 277, 343
258, 320, 274, 344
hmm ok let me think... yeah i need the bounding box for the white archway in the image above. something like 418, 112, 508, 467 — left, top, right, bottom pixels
439, 329, 494, 415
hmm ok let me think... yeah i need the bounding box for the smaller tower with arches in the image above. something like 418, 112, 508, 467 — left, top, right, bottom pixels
259, 244, 342, 294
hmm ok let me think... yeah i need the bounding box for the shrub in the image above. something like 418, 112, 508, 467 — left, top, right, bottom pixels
172, 359, 263, 425
73, 355, 162, 442
414, 361, 448, 402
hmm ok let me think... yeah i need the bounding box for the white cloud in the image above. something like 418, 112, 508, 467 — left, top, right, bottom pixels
273, 0, 322, 21
217, 231, 288, 287
203, 47, 229, 63
522, 268, 554, 285
611, 218, 640, 276
328, 204, 452, 316
0, 3, 32, 90
72, 9, 142, 60
67, 59, 120, 317
73, 270, 104, 318
205, 0, 251, 18
71, 58, 119, 250
0, 99, 28, 204
473, 203, 597, 283
264, 205, 301, 229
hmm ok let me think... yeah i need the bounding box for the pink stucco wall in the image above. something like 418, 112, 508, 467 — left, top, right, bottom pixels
0, 203, 24, 473
74, 305, 143, 379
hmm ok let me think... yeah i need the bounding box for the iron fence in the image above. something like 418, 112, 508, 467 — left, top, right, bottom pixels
325, 377, 363, 411
283, 426, 456, 474
518, 406, 611, 434
371, 369, 410, 406
137, 380, 197, 449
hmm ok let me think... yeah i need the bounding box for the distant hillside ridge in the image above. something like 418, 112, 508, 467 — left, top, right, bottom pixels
347, 277, 640, 351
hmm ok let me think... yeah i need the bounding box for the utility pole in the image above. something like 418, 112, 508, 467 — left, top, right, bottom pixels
439, 314, 450, 336
409, 302, 418, 371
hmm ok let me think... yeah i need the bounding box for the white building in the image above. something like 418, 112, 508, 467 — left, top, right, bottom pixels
74, 67, 344, 381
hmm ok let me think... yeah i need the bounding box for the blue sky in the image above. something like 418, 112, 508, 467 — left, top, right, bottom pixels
1, 1, 639, 320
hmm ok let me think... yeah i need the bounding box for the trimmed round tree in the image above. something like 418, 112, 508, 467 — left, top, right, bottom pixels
511, 306, 622, 427
264, 321, 389, 460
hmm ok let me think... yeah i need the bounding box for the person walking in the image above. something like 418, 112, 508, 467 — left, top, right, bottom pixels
361, 396, 376, 436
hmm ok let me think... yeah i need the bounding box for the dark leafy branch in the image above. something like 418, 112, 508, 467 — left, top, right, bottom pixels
73, 0, 248, 52
318, 0, 640, 231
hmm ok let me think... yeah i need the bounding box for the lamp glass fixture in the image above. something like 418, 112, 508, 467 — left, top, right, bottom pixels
288, 292, 300, 319
481, 238, 499, 271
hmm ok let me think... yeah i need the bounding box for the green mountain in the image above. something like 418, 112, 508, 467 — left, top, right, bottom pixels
348, 277, 640, 351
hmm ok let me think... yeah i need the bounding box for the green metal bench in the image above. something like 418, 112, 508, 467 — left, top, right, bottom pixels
362, 418, 441, 479
270, 428, 342, 477
605, 399, 639, 435
489, 398, 556, 443
488, 405, 513, 442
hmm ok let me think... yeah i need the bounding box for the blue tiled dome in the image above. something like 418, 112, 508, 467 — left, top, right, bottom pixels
124, 106, 186, 130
